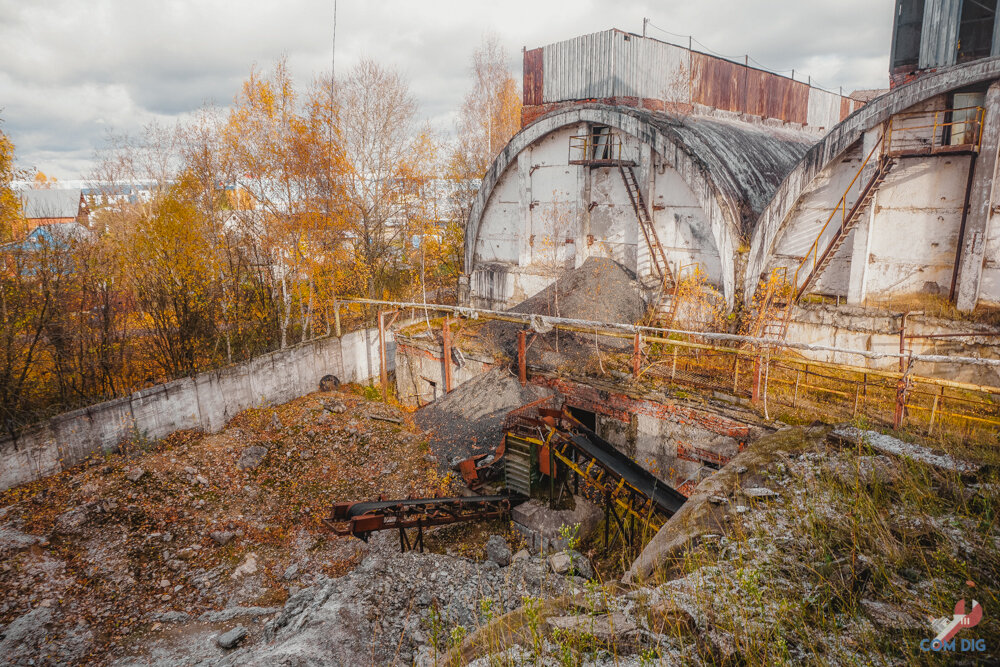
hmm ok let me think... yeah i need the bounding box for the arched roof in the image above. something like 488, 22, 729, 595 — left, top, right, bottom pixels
465, 103, 814, 307
746, 56, 1000, 305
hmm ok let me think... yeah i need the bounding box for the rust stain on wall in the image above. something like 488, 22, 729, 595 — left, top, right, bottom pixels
523, 48, 544, 106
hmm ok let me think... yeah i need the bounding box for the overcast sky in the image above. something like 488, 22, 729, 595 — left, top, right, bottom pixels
0, 0, 895, 179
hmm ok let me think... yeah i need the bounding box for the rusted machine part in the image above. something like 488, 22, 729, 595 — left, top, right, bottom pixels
325, 494, 523, 552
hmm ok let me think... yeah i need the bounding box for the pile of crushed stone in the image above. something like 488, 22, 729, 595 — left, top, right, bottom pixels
482, 257, 646, 363
118, 548, 584, 667
415, 368, 553, 465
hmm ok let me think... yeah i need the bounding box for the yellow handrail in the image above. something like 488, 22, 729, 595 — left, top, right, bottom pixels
569, 133, 623, 162
793, 130, 887, 295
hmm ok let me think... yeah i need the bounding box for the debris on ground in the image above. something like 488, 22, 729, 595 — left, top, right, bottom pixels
830, 425, 980, 473
415, 368, 553, 464
0, 387, 445, 665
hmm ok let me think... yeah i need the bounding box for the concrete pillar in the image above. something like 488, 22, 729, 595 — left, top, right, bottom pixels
846, 191, 876, 305
517, 148, 533, 267
637, 142, 654, 282
956, 81, 1000, 311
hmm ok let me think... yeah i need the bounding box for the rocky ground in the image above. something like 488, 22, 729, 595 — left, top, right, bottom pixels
449, 425, 1000, 665
3, 379, 997, 665
0, 386, 456, 665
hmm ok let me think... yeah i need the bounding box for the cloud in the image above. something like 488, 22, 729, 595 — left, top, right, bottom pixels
0, 0, 894, 178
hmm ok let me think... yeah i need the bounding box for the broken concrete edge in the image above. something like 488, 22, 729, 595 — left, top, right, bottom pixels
623, 425, 830, 585
829, 426, 980, 474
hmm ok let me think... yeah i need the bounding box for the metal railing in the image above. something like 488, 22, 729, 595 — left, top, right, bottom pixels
791, 131, 888, 296
886, 106, 986, 155
569, 133, 624, 163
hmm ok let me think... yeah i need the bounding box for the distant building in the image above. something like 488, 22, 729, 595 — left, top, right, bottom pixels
15, 189, 89, 240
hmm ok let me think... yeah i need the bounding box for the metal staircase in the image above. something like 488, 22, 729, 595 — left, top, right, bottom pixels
794, 148, 895, 299
618, 163, 677, 323
749, 267, 795, 343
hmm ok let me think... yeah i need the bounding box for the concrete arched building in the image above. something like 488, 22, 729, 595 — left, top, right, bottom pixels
747, 57, 1000, 314
462, 29, 862, 315
464, 105, 813, 311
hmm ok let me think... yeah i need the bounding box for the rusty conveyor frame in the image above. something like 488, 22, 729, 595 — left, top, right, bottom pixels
324, 495, 521, 552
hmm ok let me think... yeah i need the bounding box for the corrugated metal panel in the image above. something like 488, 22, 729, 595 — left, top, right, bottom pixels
806, 87, 842, 129
691, 52, 745, 113
919, 0, 961, 68
840, 96, 852, 121
747, 69, 809, 124
534, 30, 854, 128
625, 34, 691, 102
523, 48, 543, 105
542, 30, 616, 102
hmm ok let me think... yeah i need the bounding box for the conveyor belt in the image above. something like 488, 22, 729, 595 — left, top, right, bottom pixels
325, 494, 524, 549
506, 404, 687, 532
560, 411, 687, 517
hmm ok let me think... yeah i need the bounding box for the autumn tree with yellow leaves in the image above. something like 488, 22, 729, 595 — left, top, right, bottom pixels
445, 34, 523, 285
0, 42, 506, 429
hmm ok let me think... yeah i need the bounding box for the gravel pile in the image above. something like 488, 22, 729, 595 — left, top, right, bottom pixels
482, 257, 646, 365
415, 368, 553, 465
216, 550, 581, 666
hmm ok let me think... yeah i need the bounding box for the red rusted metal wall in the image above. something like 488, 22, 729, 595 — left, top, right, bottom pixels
523, 48, 544, 106
690, 53, 809, 124
746, 69, 809, 124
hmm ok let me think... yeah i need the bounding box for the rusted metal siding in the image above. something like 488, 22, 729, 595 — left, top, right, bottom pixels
919, 0, 960, 69
523, 48, 544, 106
747, 68, 809, 125
529, 30, 856, 129
690, 52, 745, 113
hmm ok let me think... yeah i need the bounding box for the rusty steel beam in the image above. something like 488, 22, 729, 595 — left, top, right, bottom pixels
633, 332, 641, 377
518, 329, 527, 386
325, 495, 520, 550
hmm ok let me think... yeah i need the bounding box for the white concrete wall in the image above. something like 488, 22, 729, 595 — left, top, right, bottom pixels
0, 327, 392, 492
394, 337, 495, 407
471, 125, 725, 309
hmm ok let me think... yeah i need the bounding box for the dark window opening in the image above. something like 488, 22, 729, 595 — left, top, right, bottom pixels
569, 405, 597, 432
892, 0, 925, 69
958, 0, 997, 63
590, 125, 612, 160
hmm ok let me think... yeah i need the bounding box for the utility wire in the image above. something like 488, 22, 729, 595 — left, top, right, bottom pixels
645, 20, 850, 97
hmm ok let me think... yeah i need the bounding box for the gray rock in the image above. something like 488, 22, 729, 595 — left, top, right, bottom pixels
484, 535, 511, 567
236, 446, 268, 471
547, 612, 636, 640
324, 400, 347, 414
743, 487, 779, 499
548, 552, 572, 575
564, 550, 594, 579
54, 504, 94, 535
511, 549, 530, 563
271, 413, 283, 430
211, 531, 236, 546
125, 466, 146, 482
283, 564, 299, 581
216, 625, 248, 649
153, 611, 191, 623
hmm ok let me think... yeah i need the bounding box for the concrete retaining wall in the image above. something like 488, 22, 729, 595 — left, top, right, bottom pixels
0, 327, 393, 492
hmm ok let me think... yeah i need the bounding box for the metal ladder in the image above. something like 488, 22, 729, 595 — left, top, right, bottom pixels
618, 163, 677, 322
793, 134, 894, 299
